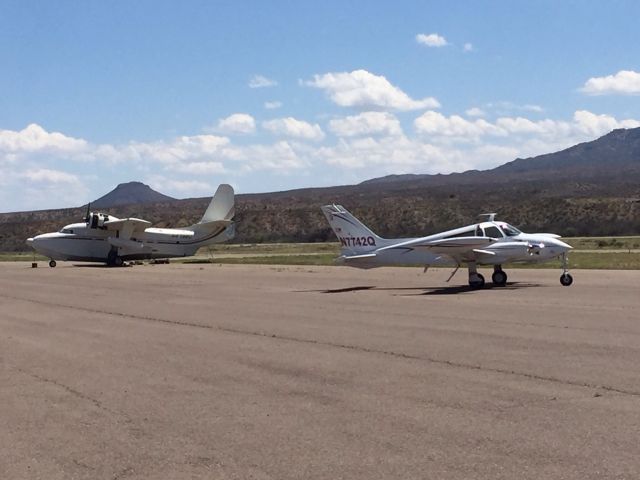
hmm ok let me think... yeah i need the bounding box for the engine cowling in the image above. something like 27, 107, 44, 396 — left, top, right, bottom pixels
87, 212, 111, 229
527, 242, 546, 255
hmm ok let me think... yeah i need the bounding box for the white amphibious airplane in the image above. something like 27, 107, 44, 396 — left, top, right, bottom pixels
321, 205, 574, 288
27, 184, 235, 267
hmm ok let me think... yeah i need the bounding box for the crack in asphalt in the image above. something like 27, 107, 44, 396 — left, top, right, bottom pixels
4, 292, 640, 398
15, 367, 123, 417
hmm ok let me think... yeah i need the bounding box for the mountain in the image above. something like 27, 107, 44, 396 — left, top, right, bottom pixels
362, 127, 640, 186
91, 181, 175, 208
2, 127, 640, 252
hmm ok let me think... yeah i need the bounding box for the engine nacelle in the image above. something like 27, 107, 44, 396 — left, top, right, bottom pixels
87, 212, 111, 229
527, 242, 546, 255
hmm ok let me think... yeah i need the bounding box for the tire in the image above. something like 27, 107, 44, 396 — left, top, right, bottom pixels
560, 273, 573, 286
107, 250, 118, 267
492, 270, 507, 286
469, 273, 485, 289
49, 260, 56, 268
114, 256, 124, 267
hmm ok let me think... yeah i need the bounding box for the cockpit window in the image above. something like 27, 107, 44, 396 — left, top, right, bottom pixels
500, 224, 521, 237
484, 226, 504, 238
60, 228, 74, 234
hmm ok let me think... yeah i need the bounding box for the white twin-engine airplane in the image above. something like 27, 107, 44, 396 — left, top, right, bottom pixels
321, 205, 574, 288
27, 184, 235, 267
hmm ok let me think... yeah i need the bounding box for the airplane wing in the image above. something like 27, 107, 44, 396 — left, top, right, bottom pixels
103, 218, 152, 240
378, 236, 496, 255
376, 236, 498, 266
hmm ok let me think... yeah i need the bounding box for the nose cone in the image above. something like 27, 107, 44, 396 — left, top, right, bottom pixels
26, 237, 34, 245
549, 238, 572, 253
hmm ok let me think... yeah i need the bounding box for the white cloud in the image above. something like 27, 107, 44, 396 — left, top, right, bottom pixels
6, 168, 89, 210
416, 33, 448, 48
329, 112, 402, 137
0, 123, 88, 156
146, 176, 214, 196
130, 134, 230, 166
305, 69, 440, 111
248, 75, 277, 88
263, 117, 325, 141
463, 42, 474, 52
173, 161, 226, 175
264, 101, 282, 110
523, 104, 544, 113
414, 109, 640, 154
3, 106, 639, 212
465, 107, 485, 117
581, 70, 640, 96
483, 101, 544, 115
215, 113, 256, 134
415, 111, 504, 139
20, 168, 81, 184
572, 110, 640, 136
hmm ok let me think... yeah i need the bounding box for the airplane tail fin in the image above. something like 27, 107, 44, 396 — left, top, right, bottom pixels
199, 184, 235, 224
321, 204, 385, 253
185, 184, 235, 245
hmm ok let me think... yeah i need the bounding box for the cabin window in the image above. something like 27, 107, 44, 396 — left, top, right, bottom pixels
484, 226, 504, 238
444, 230, 475, 239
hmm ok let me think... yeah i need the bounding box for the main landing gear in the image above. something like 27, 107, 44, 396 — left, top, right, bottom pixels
560, 252, 573, 286
467, 263, 507, 288
107, 250, 124, 267
49, 259, 56, 268
491, 265, 508, 287
467, 262, 485, 289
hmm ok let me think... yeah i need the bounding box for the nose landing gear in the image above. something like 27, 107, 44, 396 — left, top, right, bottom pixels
48, 259, 56, 268
560, 252, 573, 286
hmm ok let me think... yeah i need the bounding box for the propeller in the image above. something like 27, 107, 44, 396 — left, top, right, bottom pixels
84, 202, 91, 223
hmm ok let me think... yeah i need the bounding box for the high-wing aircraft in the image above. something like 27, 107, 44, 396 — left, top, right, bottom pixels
27, 184, 235, 267
321, 205, 573, 288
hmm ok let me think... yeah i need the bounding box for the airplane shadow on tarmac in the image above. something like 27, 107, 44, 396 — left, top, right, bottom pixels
301, 282, 543, 296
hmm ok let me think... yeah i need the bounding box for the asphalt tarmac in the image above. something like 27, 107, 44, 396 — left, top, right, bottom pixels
1, 262, 639, 479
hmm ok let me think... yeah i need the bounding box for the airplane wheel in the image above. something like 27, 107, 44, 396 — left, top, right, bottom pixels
492, 270, 507, 286
49, 260, 56, 268
560, 273, 573, 286
469, 273, 485, 289
107, 250, 121, 267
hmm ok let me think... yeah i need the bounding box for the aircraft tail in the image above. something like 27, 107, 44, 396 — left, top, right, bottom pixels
321, 204, 386, 253
199, 184, 235, 224
185, 184, 235, 245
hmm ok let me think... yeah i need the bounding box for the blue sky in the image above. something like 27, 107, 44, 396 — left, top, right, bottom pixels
1, 0, 639, 211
